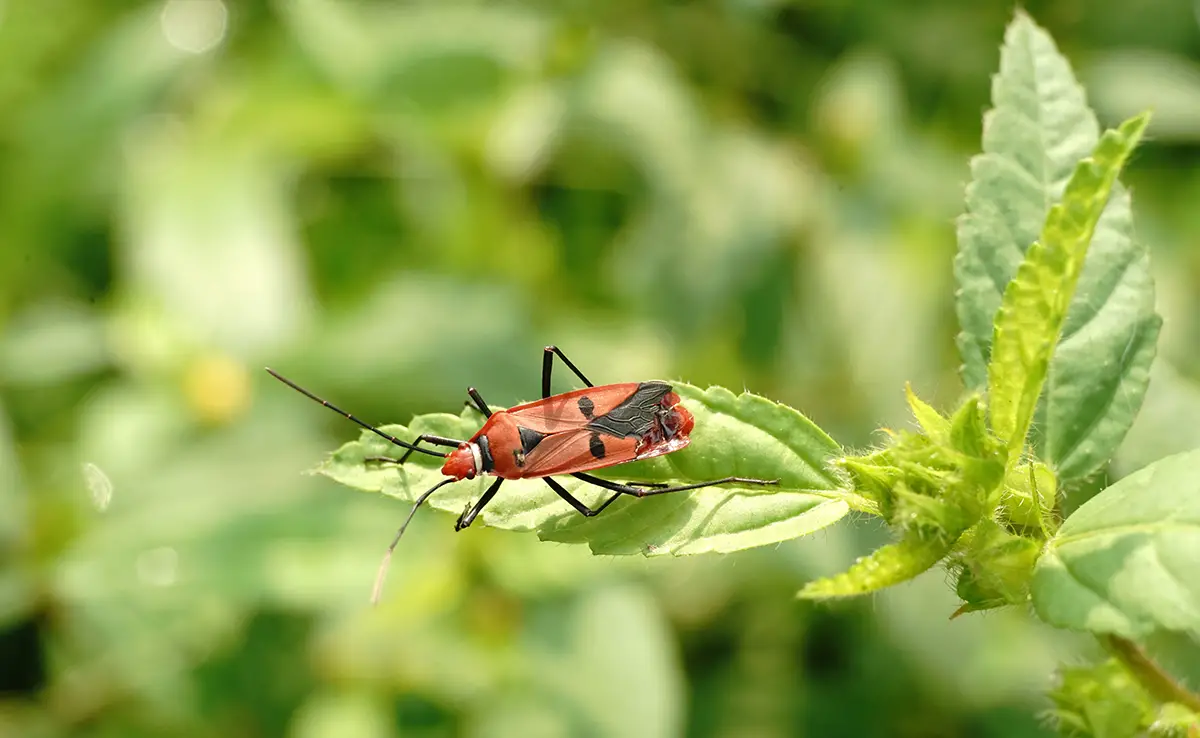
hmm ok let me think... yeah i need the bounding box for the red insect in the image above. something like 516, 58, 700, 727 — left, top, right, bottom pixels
268, 346, 777, 602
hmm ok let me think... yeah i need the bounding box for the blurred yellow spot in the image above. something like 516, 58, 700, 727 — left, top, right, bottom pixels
183, 354, 250, 425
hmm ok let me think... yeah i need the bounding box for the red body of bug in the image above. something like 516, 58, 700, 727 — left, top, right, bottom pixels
440, 382, 694, 481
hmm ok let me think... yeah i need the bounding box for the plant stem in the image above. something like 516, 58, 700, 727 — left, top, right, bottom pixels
1102, 634, 1200, 713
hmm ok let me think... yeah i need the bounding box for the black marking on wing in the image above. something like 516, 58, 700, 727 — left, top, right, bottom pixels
588, 432, 606, 459
577, 396, 595, 419
518, 426, 548, 455
585, 381, 673, 439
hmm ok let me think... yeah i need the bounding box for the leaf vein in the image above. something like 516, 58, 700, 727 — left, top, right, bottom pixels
1052, 522, 1200, 547
1051, 317, 1155, 469
1058, 228, 1141, 342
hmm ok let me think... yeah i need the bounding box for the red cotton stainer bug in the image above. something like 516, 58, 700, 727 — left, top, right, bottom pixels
268, 346, 778, 603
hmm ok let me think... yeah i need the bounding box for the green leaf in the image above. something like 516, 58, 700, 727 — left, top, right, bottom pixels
891, 483, 976, 536
947, 395, 1006, 486
957, 11, 1096, 391
797, 532, 959, 599
317, 384, 852, 556
955, 11, 1160, 479
1032, 449, 1200, 640
905, 383, 949, 444
1047, 659, 1156, 738
987, 112, 1150, 460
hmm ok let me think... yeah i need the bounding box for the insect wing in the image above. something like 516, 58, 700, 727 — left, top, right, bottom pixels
517, 428, 639, 477
517, 427, 692, 478
506, 383, 645, 434
584, 381, 675, 440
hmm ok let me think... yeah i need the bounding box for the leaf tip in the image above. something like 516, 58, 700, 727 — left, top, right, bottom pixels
1118, 109, 1152, 144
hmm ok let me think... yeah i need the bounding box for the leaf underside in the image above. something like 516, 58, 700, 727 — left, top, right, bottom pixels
317, 383, 853, 556
1032, 449, 1200, 640
955, 12, 1159, 480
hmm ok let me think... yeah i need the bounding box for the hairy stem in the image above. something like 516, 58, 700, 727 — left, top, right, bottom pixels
1102, 634, 1200, 713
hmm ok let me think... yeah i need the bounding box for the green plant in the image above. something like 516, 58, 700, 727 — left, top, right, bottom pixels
319, 12, 1194, 736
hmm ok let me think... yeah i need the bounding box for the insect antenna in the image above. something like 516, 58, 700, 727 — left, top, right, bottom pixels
371, 477, 457, 605
265, 368, 447, 459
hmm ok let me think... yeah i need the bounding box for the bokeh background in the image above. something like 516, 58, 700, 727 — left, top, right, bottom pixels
3, 1, 1200, 736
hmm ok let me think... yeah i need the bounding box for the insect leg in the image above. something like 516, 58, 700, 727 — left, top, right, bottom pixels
571, 472, 779, 498
542, 345, 594, 397
365, 434, 462, 465
455, 477, 505, 531
543, 477, 622, 517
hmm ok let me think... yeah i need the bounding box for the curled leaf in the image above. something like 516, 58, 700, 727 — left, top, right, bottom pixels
798, 532, 959, 600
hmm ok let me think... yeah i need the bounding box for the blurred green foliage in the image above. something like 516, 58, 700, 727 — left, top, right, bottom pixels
2, 1, 1199, 736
